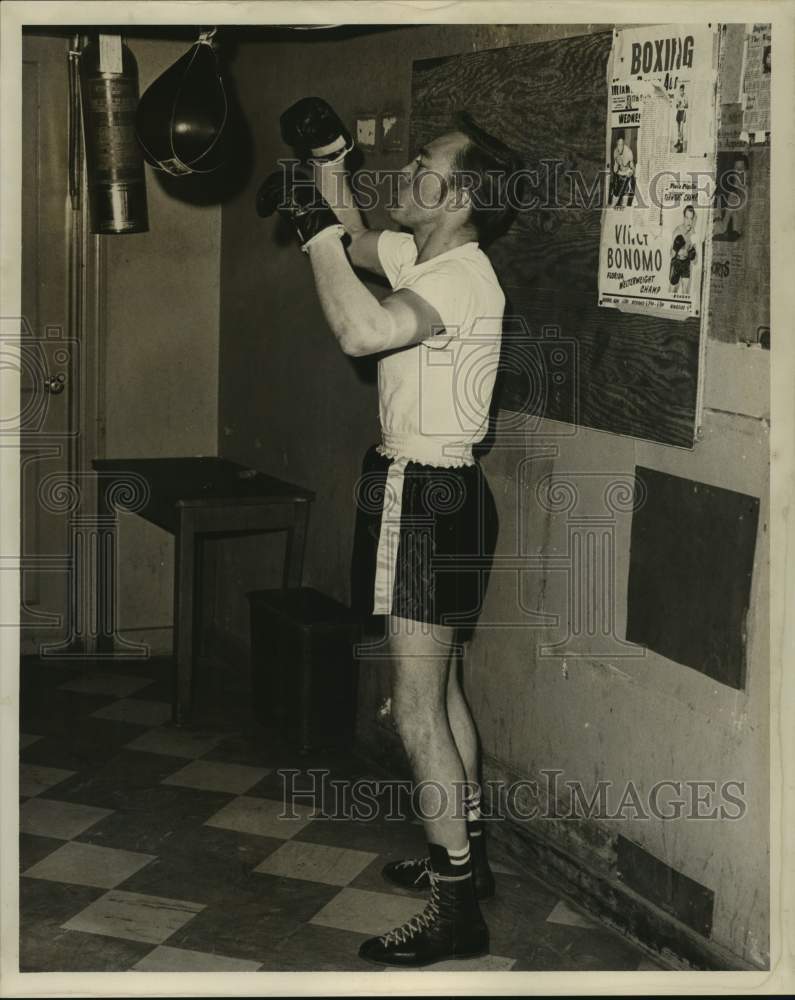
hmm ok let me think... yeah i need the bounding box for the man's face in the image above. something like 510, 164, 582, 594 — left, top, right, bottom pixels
684, 209, 695, 229
616, 139, 624, 153
733, 159, 748, 187
388, 131, 470, 227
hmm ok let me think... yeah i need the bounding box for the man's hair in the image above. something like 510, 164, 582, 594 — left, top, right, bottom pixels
684, 204, 695, 216
448, 111, 525, 246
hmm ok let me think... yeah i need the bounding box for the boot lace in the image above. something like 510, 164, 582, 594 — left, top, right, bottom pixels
394, 856, 431, 885
380, 873, 441, 946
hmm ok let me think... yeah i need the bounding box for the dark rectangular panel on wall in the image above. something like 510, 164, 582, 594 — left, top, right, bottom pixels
616, 835, 715, 937
626, 466, 759, 689
411, 32, 701, 447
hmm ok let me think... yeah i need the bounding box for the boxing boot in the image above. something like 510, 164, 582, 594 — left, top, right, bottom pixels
360, 842, 488, 967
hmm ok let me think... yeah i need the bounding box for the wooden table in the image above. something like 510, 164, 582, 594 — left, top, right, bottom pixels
92, 457, 314, 724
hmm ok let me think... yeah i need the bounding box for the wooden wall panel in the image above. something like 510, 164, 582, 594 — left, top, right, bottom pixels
411, 32, 702, 447
499, 288, 700, 445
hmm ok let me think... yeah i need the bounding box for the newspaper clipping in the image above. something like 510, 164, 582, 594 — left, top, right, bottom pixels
709, 23, 771, 346
598, 25, 718, 319
741, 22, 771, 138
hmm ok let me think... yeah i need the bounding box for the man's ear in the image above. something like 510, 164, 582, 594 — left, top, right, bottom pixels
449, 185, 471, 211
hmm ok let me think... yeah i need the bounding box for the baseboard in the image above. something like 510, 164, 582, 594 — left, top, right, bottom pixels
480, 750, 768, 972
484, 802, 758, 972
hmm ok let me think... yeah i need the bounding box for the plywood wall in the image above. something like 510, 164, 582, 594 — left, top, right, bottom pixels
411, 32, 702, 447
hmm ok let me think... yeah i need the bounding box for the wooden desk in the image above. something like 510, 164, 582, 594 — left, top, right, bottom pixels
92, 457, 315, 724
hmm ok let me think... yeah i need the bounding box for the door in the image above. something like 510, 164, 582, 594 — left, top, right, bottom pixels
19, 34, 98, 657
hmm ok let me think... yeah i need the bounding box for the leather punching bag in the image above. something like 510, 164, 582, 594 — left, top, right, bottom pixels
78, 35, 149, 234
135, 31, 229, 176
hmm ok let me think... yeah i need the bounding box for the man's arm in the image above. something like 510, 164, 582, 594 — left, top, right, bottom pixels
306, 235, 444, 357
312, 158, 385, 276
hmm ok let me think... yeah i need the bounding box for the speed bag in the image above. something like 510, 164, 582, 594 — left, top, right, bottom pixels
135, 36, 228, 176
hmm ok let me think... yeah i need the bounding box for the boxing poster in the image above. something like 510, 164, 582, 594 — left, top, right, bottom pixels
598, 25, 719, 319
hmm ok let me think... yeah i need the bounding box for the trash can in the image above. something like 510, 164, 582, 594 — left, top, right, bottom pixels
248, 587, 361, 752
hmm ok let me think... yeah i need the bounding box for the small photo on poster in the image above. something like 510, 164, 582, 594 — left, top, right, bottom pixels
762, 44, 771, 73
667, 203, 700, 298
671, 82, 690, 154
713, 150, 750, 242
607, 127, 638, 207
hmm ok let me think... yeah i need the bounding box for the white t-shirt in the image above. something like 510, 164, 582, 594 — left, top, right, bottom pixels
614, 145, 634, 174
375, 229, 505, 467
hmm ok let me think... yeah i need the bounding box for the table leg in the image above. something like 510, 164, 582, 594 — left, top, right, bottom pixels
95, 478, 114, 656
92, 473, 152, 661
197, 533, 218, 658
173, 509, 197, 725
283, 500, 310, 588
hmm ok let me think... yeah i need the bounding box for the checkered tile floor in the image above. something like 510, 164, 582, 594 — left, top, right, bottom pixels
18, 655, 664, 973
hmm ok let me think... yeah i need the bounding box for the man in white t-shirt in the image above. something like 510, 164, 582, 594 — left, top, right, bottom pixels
258, 101, 522, 967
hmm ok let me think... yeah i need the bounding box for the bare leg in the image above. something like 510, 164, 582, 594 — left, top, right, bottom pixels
381, 624, 495, 903
361, 619, 489, 966
389, 616, 467, 852
446, 655, 480, 789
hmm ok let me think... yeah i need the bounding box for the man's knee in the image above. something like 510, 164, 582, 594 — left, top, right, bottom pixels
392, 672, 450, 751
391, 688, 437, 740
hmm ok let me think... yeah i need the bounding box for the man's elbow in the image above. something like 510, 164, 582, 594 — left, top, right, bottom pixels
340, 334, 377, 358
340, 338, 366, 357
339, 321, 385, 358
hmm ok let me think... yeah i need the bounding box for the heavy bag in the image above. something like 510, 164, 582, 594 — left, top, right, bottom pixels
135, 32, 228, 176
78, 35, 149, 234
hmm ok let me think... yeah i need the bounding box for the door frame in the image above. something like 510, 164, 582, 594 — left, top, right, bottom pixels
19, 32, 107, 657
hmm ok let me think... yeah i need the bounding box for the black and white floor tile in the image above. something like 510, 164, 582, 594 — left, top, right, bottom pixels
18, 655, 666, 974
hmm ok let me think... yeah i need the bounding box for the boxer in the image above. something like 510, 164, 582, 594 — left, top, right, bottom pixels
258, 98, 522, 967
669, 204, 697, 295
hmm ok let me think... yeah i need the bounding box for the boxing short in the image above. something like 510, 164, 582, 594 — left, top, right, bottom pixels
351, 445, 498, 639
669, 255, 692, 286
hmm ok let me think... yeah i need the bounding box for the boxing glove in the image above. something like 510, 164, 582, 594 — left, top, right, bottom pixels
256, 164, 344, 252
280, 97, 353, 165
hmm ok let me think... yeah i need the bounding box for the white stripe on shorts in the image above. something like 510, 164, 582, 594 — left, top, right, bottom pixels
372, 457, 408, 615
